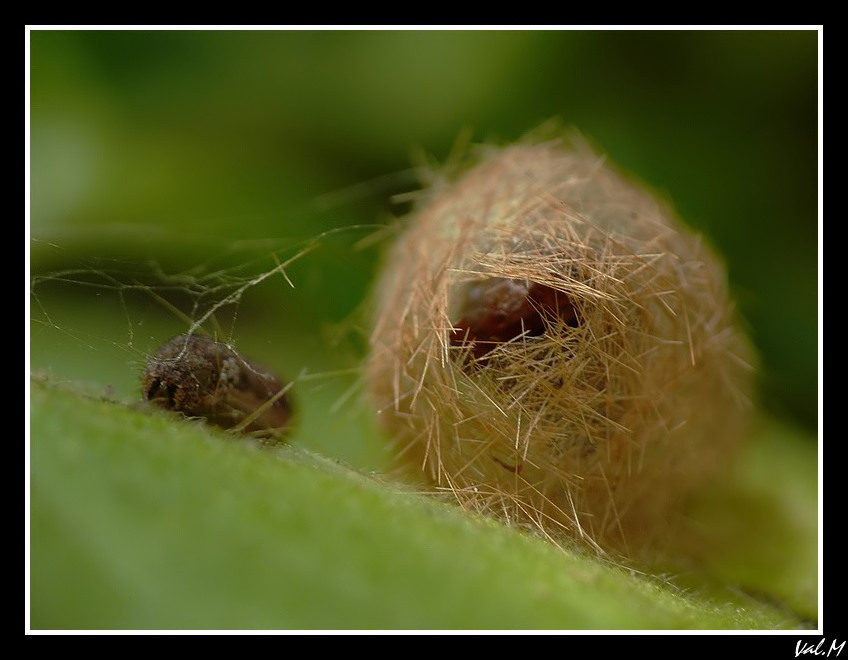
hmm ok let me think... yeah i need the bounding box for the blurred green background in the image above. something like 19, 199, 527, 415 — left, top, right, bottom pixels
29, 28, 819, 447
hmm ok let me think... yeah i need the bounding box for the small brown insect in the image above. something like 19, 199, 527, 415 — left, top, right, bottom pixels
450, 278, 579, 362
141, 334, 293, 443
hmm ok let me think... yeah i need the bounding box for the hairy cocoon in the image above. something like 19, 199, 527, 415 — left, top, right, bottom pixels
367, 137, 753, 555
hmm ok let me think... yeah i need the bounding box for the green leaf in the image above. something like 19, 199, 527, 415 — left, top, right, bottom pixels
29, 378, 815, 630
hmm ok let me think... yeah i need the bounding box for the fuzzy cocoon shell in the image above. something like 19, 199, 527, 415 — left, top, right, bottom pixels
367, 138, 753, 555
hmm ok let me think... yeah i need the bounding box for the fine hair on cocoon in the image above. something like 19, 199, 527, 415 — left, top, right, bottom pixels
367, 130, 754, 558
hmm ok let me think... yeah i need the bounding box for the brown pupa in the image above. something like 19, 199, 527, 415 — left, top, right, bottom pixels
142, 334, 292, 443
